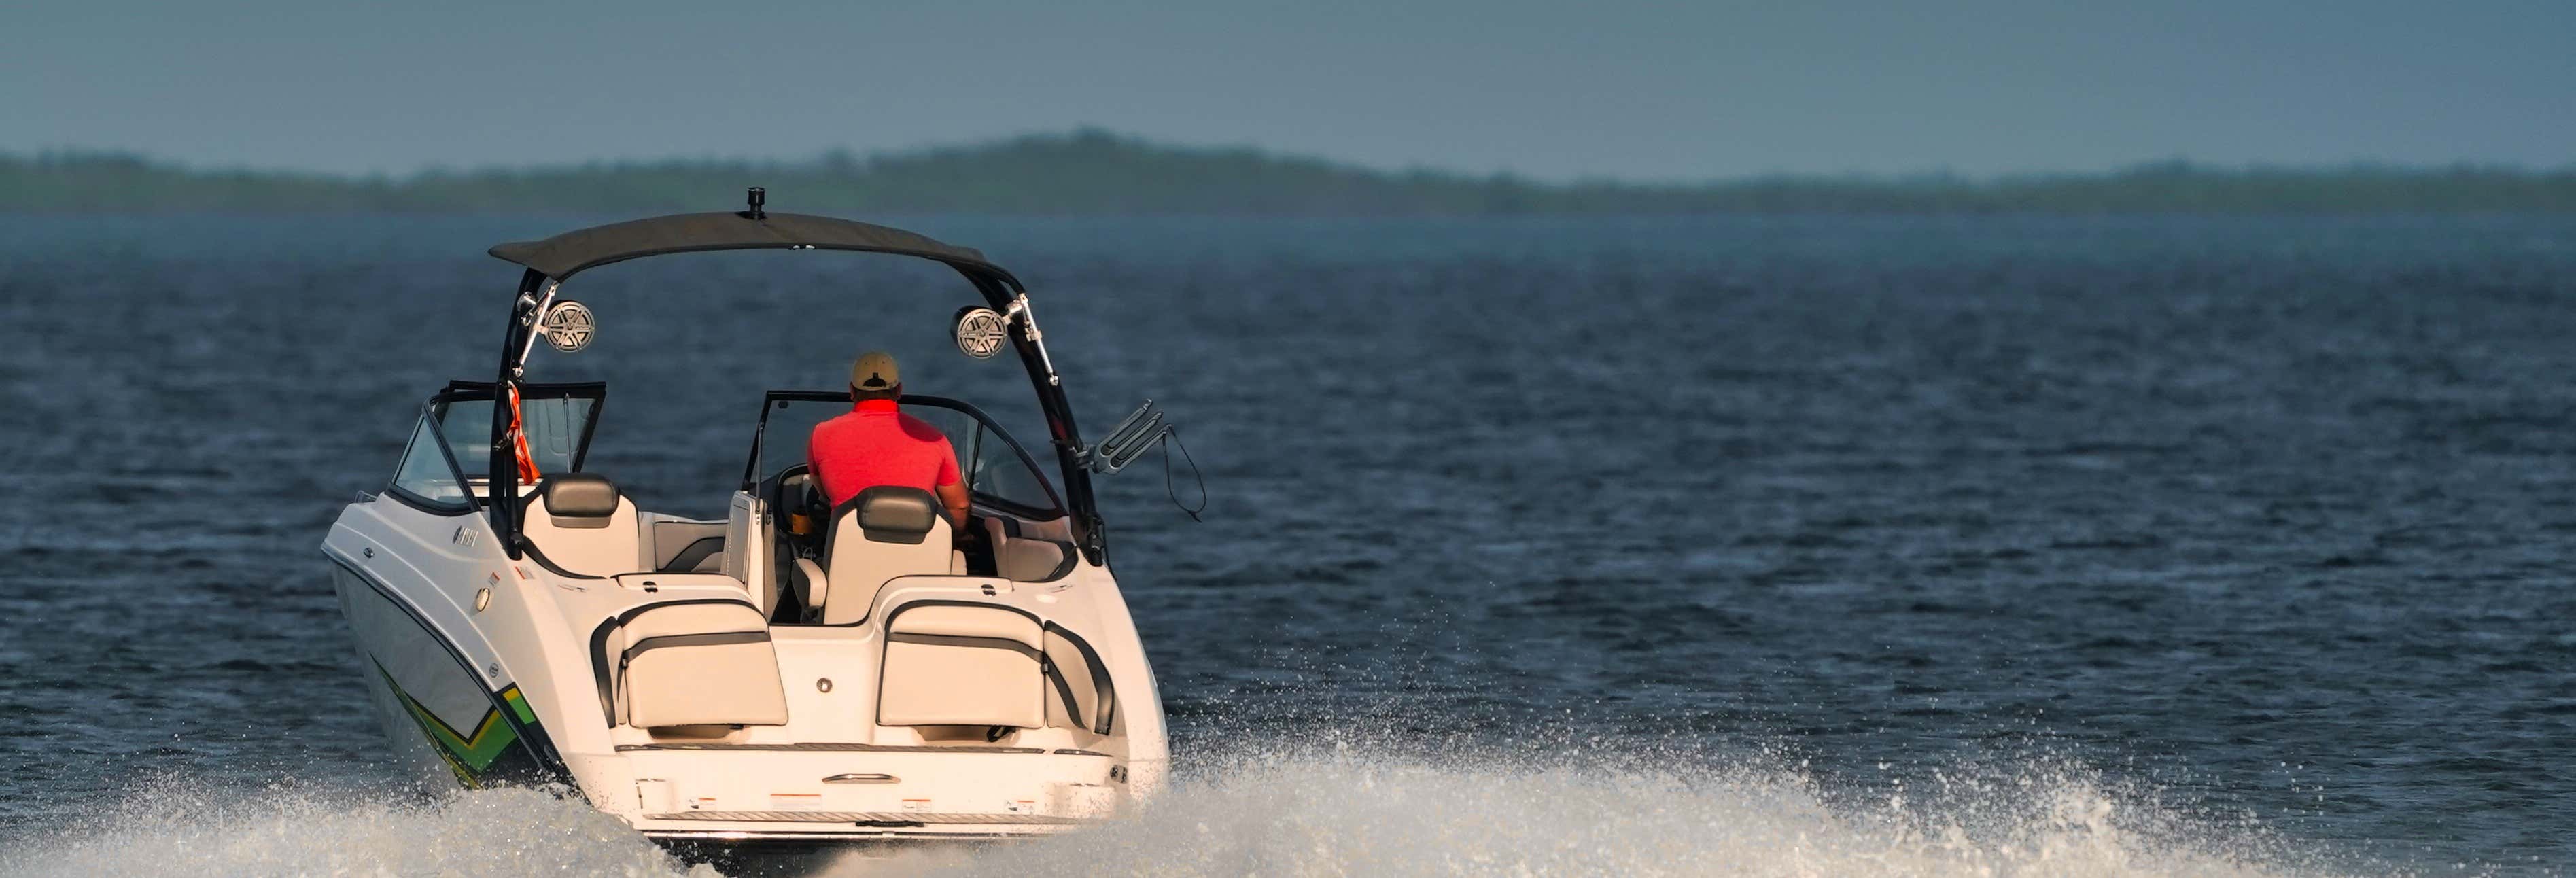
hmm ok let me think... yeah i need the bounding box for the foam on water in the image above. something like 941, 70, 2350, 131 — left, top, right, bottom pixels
853, 748, 2352, 878
1, 782, 711, 878
2, 748, 2371, 878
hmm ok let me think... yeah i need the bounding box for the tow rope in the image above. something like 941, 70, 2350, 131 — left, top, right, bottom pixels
507, 383, 541, 483
1162, 427, 1206, 522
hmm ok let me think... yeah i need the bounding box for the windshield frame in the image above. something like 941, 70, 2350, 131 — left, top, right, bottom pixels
742, 390, 1068, 520
383, 402, 483, 516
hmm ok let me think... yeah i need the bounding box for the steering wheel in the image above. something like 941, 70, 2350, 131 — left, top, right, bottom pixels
770, 463, 824, 529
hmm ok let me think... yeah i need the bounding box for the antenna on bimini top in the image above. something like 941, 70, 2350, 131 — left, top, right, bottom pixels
744, 187, 767, 220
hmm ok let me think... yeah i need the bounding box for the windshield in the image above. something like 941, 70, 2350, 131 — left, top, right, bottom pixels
749, 393, 1063, 517
388, 410, 474, 510
430, 383, 604, 481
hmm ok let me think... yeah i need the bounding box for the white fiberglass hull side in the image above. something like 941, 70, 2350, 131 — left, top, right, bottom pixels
326, 498, 570, 790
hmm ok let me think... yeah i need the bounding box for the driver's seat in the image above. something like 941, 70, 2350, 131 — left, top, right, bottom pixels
793, 486, 954, 625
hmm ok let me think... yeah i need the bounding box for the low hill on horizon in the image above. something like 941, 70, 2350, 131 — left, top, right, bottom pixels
6, 129, 2573, 215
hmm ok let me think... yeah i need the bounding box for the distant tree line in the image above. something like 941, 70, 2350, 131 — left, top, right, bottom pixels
5, 128, 2572, 214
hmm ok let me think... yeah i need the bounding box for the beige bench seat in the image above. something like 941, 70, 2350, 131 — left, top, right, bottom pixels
606, 601, 789, 728
879, 604, 1045, 728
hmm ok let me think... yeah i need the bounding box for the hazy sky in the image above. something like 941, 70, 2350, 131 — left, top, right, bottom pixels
6, 0, 2571, 180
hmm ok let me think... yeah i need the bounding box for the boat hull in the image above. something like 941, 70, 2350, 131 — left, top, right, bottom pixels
330, 562, 568, 790
320, 487, 1165, 851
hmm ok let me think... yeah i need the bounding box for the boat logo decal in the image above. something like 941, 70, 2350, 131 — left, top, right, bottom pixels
540, 300, 595, 353
954, 306, 1007, 359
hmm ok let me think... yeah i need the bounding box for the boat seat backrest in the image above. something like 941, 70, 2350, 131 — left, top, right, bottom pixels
521, 474, 646, 577
650, 521, 727, 574
878, 603, 1045, 728
1042, 628, 1115, 734
607, 601, 788, 728
981, 516, 1079, 583
816, 487, 953, 625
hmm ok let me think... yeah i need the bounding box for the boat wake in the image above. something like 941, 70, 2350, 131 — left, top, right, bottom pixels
0, 781, 712, 878
3, 747, 2365, 878
852, 746, 2356, 878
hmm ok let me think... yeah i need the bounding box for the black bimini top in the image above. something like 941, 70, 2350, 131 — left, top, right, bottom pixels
487, 211, 1023, 288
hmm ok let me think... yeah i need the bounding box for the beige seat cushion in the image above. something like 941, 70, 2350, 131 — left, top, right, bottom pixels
627, 641, 790, 728
818, 491, 954, 625
622, 601, 766, 642
878, 605, 1043, 728
996, 536, 1070, 582
521, 480, 646, 577
616, 602, 787, 728
981, 517, 1075, 582
888, 603, 1043, 644
649, 520, 727, 572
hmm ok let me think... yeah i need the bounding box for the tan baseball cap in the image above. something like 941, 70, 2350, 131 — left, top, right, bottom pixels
850, 351, 901, 391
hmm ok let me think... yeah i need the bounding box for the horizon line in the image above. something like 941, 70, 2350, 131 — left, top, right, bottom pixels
10, 128, 2573, 188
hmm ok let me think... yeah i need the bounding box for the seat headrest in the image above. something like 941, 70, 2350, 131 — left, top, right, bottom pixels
539, 473, 621, 526
841, 485, 941, 544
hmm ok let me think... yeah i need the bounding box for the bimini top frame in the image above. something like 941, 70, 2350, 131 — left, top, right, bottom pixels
487, 209, 1022, 287
481, 197, 1104, 565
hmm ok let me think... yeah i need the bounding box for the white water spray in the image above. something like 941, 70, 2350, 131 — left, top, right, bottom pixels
2, 750, 2372, 878
1, 783, 710, 878
847, 750, 2352, 878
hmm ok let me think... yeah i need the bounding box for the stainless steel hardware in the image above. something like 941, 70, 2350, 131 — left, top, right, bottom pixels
822, 773, 897, 784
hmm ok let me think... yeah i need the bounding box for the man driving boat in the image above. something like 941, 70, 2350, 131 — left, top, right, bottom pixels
807, 351, 970, 540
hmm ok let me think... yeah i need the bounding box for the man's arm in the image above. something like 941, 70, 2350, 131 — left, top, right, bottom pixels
933, 438, 969, 534
805, 432, 833, 506
936, 480, 970, 535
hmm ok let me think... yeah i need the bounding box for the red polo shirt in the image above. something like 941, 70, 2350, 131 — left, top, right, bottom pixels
807, 399, 962, 507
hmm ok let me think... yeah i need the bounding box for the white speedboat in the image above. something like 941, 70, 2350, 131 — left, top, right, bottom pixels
321, 193, 1174, 849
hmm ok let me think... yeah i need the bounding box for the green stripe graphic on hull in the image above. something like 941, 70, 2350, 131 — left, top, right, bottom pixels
370, 658, 525, 786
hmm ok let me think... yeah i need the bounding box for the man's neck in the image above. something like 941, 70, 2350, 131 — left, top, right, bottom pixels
854, 398, 899, 413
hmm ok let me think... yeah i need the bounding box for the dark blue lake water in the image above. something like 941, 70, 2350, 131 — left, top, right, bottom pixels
1, 213, 2571, 875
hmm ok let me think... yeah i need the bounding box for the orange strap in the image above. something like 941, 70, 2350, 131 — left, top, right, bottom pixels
507, 384, 541, 483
